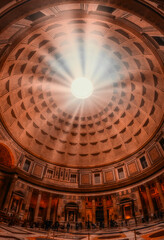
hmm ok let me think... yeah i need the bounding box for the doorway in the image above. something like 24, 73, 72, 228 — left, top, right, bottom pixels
65, 202, 79, 222
28, 207, 34, 222
152, 197, 160, 212
124, 205, 132, 219
120, 198, 135, 220
96, 206, 104, 223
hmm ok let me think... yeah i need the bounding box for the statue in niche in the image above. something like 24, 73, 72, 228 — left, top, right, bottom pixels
69, 211, 74, 221
11, 199, 18, 212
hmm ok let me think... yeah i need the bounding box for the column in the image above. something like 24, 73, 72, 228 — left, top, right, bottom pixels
18, 198, 23, 214
57, 197, 63, 222
103, 197, 108, 227
92, 198, 96, 224
8, 195, 14, 212
34, 191, 42, 222
145, 184, 154, 217
46, 193, 52, 220
0, 177, 6, 207
81, 197, 86, 228
135, 187, 143, 214
24, 187, 33, 220
155, 179, 164, 210
52, 206, 56, 223
3, 174, 18, 211
112, 194, 118, 220
52, 197, 58, 224
0, 178, 7, 208
0, 177, 4, 190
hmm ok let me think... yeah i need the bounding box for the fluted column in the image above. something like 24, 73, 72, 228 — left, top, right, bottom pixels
92, 198, 96, 224
34, 191, 42, 222
46, 193, 52, 220
103, 197, 108, 227
155, 179, 164, 210
145, 184, 154, 216
3, 174, 18, 211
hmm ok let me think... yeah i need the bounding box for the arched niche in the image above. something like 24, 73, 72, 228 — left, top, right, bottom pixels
0, 143, 15, 167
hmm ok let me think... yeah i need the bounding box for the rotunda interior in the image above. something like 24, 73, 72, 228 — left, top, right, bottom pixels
0, 0, 163, 239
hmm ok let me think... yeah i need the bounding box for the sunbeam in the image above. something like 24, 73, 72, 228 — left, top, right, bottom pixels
39, 32, 121, 118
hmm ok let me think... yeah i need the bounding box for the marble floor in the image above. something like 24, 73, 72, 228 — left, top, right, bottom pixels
0, 221, 164, 240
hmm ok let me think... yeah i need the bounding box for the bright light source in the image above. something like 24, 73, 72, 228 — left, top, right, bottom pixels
71, 77, 93, 99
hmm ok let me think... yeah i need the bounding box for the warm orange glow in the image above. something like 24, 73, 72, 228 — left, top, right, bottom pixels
124, 204, 132, 219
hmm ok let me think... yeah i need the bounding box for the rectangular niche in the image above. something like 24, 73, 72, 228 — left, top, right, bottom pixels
103, 169, 115, 183
70, 173, 77, 183
64, 170, 70, 181
117, 167, 125, 179
54, 167, 60, 179
23, 159, 31, 172
115, 164, 127, 180
139, 155, 148, 169
95, 173, 100, 184
148, 145, 161, 163
60, 168, 64, 181
127, 161, 139, 176
92, 172, 102, 185
31, 163, 44, 178
46, 168, 54, 179
80, 172, 91, 185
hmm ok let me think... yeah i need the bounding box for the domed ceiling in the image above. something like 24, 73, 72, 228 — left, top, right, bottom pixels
0, 1, 163, 168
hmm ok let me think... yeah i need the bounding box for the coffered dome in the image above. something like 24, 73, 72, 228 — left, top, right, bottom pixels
0, 1, 163, 168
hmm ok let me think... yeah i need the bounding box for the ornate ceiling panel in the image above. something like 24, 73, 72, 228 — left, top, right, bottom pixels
0, 1, 163, 168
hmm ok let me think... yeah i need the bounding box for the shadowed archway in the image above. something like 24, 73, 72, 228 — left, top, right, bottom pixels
0, 143, 15, 167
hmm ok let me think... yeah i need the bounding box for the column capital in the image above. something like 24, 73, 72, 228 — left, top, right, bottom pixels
154, 177, 161, 184
111, 193, 118, 198
81, 196, 86, 201
49, 192, 53, 197
132, 187, 138, 192
27, 186, 33, 192
37, 190, 42, 195
144, 182, 150, 188
92, 197, 95, 202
